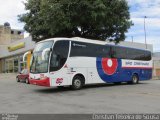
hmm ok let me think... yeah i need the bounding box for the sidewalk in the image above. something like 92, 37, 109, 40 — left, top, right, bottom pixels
0, 73, 17, 80
153, 76, 160, 80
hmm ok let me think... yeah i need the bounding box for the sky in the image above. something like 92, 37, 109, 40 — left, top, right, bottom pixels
126, 0, 160, 52
0, 0, 159, 52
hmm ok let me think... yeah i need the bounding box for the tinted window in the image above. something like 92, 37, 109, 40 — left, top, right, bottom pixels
127, 49, 151, 61
34, 41, 53, 52
145, 51, 151, 60
111, 46, 151, 61
96, 45, 111, 57
50, 41, 69, 71
111, 46, 127, 59
70, 41, 151, 61
70, 41, 110, 58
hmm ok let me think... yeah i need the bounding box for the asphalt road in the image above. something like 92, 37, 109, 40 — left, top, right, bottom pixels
0, 74, 160, 114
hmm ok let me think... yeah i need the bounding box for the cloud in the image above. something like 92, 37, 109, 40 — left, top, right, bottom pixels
126, 0, 160, 52
0, 0, 159, 52
0, 0, 26, 29
127, 0, 160, 18
127, 18, 160, 38
132, 18, 160, 27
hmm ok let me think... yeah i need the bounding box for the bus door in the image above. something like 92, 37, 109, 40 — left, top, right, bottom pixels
49, 40, 70, 86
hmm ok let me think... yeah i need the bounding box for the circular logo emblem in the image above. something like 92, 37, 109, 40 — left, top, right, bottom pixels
101, 58, 118, 75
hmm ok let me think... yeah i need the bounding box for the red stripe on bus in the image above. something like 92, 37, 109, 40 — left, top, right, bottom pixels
122, 67, 152, 69
29, 77, 50, 87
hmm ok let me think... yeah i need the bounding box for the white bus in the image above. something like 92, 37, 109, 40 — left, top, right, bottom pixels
27, 37, 152, 90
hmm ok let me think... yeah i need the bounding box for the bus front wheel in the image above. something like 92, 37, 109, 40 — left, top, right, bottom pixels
71, 76, 83, 90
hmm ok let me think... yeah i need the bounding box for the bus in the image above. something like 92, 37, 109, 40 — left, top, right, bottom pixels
25, 37, 152, 90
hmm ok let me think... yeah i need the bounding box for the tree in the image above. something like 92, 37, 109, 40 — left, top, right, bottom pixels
19, 0, 132, 43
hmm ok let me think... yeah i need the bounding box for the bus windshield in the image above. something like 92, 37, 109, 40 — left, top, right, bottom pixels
30, 41, 54, 73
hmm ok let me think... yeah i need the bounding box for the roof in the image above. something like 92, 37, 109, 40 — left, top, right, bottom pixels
37, 37, 152, 52
38, 37, 109, 45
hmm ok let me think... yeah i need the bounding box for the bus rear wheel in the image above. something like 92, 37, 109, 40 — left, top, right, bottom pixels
128, 74, 139, 84
114, 82, 121, 85
71, 76, 83, 90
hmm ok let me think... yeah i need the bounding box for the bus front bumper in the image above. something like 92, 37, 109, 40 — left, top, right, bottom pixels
29, 77, 50, 87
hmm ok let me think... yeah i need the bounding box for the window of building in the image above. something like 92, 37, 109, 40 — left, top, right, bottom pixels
14, 58, 18, 73
11, 30, 14, 34
18, 31, 22, 35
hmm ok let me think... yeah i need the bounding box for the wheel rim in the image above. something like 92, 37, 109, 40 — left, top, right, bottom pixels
133, 76, 137, 83
17, 78, 19, 82
74, 79, 81, 88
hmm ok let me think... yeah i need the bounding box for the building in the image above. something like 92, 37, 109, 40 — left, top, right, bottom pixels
0, 23, 35, 73
0, 22, 24, 45
153, 52, 160, 78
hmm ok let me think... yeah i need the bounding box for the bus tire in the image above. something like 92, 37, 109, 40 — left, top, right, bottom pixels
114, 82, 121, 85
129, 74, 139, 84
57, 86, 65, 89
71, 76, 83, 90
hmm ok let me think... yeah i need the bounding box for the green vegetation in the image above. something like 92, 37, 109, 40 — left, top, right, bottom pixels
19, 0, 132, 43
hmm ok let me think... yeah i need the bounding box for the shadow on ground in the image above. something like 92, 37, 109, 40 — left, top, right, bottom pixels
33, 82, 148, 94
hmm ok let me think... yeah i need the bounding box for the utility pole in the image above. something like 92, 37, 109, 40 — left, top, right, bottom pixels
144, 16, 147, 49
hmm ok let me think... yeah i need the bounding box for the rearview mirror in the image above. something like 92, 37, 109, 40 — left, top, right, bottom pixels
42, 48, 51, 60
23, 51, 31, 62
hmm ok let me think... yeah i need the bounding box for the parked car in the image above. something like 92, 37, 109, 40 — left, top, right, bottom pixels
16, 69, 30, 84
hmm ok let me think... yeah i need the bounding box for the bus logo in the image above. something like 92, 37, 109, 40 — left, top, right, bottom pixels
102, 58, 118, 75
96, 57, 121, 83
56, 78, 63, 84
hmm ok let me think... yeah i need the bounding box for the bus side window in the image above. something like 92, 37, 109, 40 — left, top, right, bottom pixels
144, 51, 151, 61
111, 46, 127, 59
96, 45, 111, 58
50, 41, 69, 71
126, 48, 151, 61
70, 42, 111, 58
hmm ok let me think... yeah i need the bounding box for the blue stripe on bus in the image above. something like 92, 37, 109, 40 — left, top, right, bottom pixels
96, 57, 152, 83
